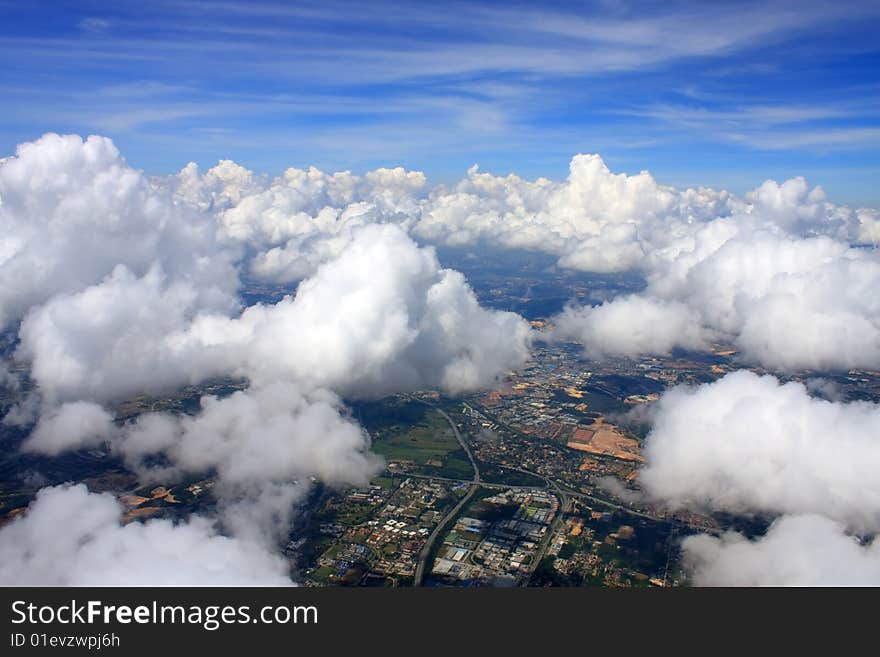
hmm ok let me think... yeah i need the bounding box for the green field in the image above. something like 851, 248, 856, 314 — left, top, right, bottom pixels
419, 451, 474, 479
363, 401, 460, 465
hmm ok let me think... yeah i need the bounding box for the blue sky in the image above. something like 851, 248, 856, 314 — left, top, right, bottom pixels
2, 0, 879, 204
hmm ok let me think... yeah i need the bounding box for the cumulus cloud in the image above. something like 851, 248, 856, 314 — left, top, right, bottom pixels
647, 231, 880, 371
397, 152, 878, 371
168, 159, 426, 283
0, 134, 533, 585
0, 133, 238, 328
744, 177, 860, 241
158, 147, 880, 373
640, 371, 880, 532
554, 225, 880, 369
0, 136, 529, 409
247, 203, 382, 283
16, 264, 231, 404
636, 370, 880, 585
23, 401, 115, 455
551, 295, 714, 358
413, 155, 737, 273
118, 382, 381, 492
682, 514, 880, 586
15, 224, 531, 407
166, 159, 265, 213
167, 223, 533, 397
0, 484, 291, 586
18, 385, 367, 558
856, 207, 880, 245
412, 153, 874, 273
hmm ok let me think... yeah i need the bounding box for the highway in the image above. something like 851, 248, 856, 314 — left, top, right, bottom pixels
413, 403, 479, 586
402, 468, 715, 537
434, 405, 480, 485
408, 400, 717, 585
402, 471, 535, 491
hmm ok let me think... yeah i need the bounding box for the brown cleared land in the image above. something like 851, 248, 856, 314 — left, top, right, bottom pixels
567, 419, 643, 462
119, 495, 150, 508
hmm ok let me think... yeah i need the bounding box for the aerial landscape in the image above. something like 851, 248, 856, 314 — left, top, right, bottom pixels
1, 1, 880, 589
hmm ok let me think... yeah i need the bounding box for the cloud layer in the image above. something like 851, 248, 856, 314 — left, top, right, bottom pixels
160, 144, 880, 373
0, 134, 238, 328
118, 383, 381, 495
3, 133, 880, 586
640, 371, 880, 585
0, 134, 532, 585
641, 371, 880, 531
0, 485, 291, 586
682, 514, 880, 587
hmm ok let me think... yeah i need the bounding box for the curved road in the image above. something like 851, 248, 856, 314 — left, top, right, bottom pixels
413, 404, 479, 586
434, 406, 480, 485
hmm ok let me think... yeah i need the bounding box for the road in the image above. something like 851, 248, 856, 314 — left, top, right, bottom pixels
409, 400, 715, 585
413, 403, 479, 586
404, 467, 713, 536
434, 405, 480, 485
402, 471, 535, 491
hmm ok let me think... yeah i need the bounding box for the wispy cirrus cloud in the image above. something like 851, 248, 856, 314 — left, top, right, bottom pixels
1, 1, 878, 199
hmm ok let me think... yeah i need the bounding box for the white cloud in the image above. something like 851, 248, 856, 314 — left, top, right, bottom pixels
551, 295, 714, 358
246, 203, 387, 283
336, 150, 880, 372
177, 224, 533, 397
639, 370, 880, 585
24, 401, 115, 456
166, 159, 265, 213
641, 371, 880, 533
16, 264, 231, 405
6, 146, 532, 404
746, 177, 843, 237
0, 133, 238, 328
0, 484, 291, 586
682, 514, 880, 586
413, 155, 736, 273
0, 135, 534, 585
118, 382, 381, 492
15, 223, 531, 408
155, 147, 880, 375
553, 222, 880, 370
856, 207, 880, 245
647, 231, 880, 370
168, 160, 426, 283
114, 386, 360, 548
